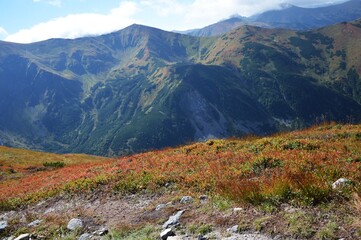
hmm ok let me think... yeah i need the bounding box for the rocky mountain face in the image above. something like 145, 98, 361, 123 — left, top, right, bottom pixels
0, 19, 361, 156
185, 0, 361, 36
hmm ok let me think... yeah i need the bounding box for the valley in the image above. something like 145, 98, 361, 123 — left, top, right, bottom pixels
1, 20, 361, 156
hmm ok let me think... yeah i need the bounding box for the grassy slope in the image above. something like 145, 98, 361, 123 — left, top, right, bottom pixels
0, 124, 361, 239
1, 123, 360, 206
0, 147, 112, 202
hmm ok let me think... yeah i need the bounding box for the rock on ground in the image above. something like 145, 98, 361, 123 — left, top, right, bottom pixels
93, 227, 108, 236
160, 228, 176, 240
163, 210, 184, 229
227, 225, 239, 233
14, 233, 30, 240
0, 220, 7, 231
78, 233, 92, 240
225, 234, 273, 240
180, 196, 193, 204
332, 178, 351, 189
67, 218, 83, 231
28, 219, 42, 227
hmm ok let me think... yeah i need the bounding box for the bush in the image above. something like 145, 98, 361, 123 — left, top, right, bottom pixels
43, 162, 65, 168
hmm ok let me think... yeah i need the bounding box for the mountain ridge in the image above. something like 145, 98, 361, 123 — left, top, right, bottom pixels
184, 0, 361, 36
0, 19, 361, 156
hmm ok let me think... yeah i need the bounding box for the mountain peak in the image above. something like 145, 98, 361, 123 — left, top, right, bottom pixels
279, 2, 296, 9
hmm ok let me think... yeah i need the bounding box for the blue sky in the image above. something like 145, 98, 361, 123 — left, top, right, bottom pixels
0, 0, 348, 43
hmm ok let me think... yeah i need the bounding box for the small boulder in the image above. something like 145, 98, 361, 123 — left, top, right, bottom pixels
332, 178, 351, 189
78, 233, 92, 240
14, 234, 30, 240
156, 204, 167, 211
93, 227, 109, 236
180, 196, 193, 204
162, 210, 184, 229
227, 225, 239, 233
160, 228, 175, 240
67, 218, 83, 231
197, 235, 208, 240
233, 208, 243, 213
28, 219, 42, 227
0, 220, 8, 232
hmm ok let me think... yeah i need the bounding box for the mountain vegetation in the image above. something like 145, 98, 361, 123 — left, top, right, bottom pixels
0, 124, 360, 239
0, 18, 361, 156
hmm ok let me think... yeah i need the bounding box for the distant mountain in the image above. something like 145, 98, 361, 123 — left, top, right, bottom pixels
185, 0, 361, 36
179, 16, 268, 37
1, 19, 361, 156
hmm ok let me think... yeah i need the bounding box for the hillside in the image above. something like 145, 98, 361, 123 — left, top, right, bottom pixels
185, 0, 361, 36
1, 20, 361, 156
0, 124, 360, 239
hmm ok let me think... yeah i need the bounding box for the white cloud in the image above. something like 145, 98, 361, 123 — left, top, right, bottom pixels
4, 0, 349, 43
0, 27, 8, 39
145, 0, 349, 30
6, 1, 138, 43
33, 0, 62, 7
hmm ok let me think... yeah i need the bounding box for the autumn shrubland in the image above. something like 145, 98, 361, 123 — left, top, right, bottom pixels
0, 123, 359, 211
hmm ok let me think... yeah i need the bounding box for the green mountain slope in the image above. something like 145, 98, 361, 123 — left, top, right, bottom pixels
0, 20, 361, 156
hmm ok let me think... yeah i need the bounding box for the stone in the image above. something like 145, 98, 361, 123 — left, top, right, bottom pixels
14, 234, 30, 240
224, 234, 272, 240
162, 210, 184, 229
67, 218, 83, 231
78, 233, 92, 240
160, 228, 175, 240
28, 219, 42, 227
0, 220, 8, 231
233, 207, 243, 213
167, 237, 182, 240
227, 225, 239, 233
198, 235, 208, 240
180, 196, 193, 204
332, 178, 351, 189
156, 204, 167, 211
93, 227, 109, 236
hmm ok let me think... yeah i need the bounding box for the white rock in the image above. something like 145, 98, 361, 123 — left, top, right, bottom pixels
167, 237, 182, 240
224, 234, 272, 240
78, 233, 92, 240
28, 219, 42, 227
162, 210, 184, 229
233, 208, 243, 213
67, 218, 83, 231
160, 228, 175, 240
180, 196, 193, 204
14, 234, 30, 240
93, 227, 109, 236
0, 220, 8, 231
156, 204, 167, 211
227, 225, 239, 233
332, 178, 351, 189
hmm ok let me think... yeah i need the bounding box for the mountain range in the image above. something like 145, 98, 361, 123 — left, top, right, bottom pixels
184, 0, 361, 36
0, 16, 361, 156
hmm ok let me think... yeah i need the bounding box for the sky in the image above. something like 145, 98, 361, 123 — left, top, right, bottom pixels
0, 0, 349, 43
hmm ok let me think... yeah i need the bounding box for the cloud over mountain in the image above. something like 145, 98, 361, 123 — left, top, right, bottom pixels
5, 0, 349, 43
5, 1, 138, 43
